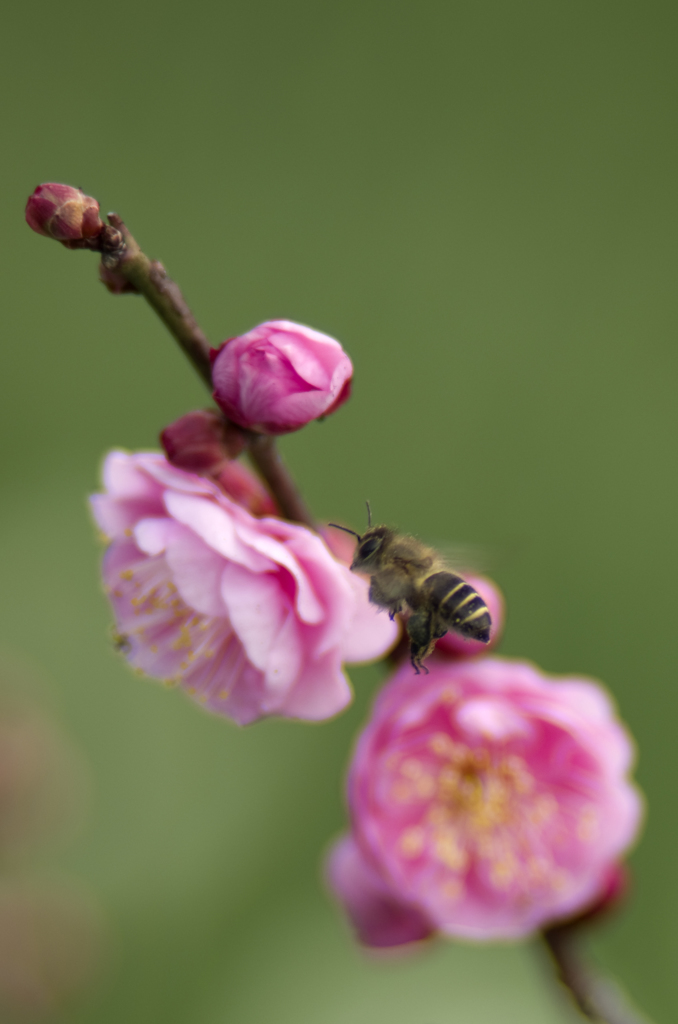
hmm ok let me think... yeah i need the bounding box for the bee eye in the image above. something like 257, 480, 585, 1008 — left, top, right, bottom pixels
359, 537, 381, 559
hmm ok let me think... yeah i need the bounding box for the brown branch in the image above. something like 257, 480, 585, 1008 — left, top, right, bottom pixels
542, 925, 653, 1024
101, 214, 213, 387
247, 435, 316, 529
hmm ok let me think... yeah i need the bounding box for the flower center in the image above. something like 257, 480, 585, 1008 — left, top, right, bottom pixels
391, 733, 566, 897
435, 742, 531, 831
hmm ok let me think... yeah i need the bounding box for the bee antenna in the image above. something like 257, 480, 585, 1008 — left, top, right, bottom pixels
365, 500, 372, 527
328, 524, 362, 540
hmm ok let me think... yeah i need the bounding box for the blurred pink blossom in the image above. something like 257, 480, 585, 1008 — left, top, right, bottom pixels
328, 656, 642, 943
326, 834, 433, 948
90, 452, 398, 724
25, 184, 103, 247
211, 320, 353, 434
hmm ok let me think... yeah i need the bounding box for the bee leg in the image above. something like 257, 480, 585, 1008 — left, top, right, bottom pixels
388, 603, 403, 622
369, 577, 393, 611
432, 617, 448, 641
407, 611, 433, 676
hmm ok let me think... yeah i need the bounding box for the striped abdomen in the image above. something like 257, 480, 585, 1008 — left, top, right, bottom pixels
423, 571, 491, 643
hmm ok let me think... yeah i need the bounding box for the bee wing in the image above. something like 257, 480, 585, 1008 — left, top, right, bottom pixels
430, 537, 528, 576
427, 543, 489, 575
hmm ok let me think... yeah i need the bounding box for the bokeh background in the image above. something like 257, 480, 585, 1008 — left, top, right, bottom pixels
1, 1, 677, 1020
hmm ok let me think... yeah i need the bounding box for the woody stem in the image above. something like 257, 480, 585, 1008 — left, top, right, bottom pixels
246, 435, 315, 528
102, 214, 213, 386
542, 926, 652, 1024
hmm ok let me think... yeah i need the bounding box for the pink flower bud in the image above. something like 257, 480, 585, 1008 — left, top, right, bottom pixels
161, 410, 276, 515
328, 656, 643, 944
160, 410, 246, 475
211, 320, 353, 434
25, 184, 103, 248
90, 452, 398, 725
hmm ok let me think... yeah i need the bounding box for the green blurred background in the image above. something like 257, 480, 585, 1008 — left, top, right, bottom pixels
1, 0, 677, 1019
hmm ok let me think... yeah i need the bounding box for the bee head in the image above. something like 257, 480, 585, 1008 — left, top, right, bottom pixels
350, 526, 392, 571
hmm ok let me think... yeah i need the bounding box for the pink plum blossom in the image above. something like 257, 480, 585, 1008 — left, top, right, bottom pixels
328, 656, 642, 943
90, 452, 398, 725
211, 320, 353, 434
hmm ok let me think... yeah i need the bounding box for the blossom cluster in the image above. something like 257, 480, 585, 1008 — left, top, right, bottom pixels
26, 185, 643, 955
86, 315, 641, 947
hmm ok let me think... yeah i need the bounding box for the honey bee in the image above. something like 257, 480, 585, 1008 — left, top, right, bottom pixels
330, 507, 491, 673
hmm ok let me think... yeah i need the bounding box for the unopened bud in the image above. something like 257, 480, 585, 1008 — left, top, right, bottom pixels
211, 320, 353, 435
160, 410, 246, 475
25, 184, 103, 248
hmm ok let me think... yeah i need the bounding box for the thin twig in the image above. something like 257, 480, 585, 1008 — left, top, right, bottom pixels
247, 434, 316, 528
102, 214, 213, 386
542, 926, 653, 1024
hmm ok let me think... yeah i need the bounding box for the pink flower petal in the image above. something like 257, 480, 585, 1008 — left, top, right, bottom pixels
278, 651, 352, 721
340, 574, 400, 663
234, 520, 325, 624
133, 517, 184, 556
220, 564, 286, 673
262, 613, 302, 696
164, 531, 228, 619
163, 492, 272, 572
455, 696, 533, 741
326, 835, 434, 948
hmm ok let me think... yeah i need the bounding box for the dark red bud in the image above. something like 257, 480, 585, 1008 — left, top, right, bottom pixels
25, 184, 103, 248
160, 410, 246, 475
